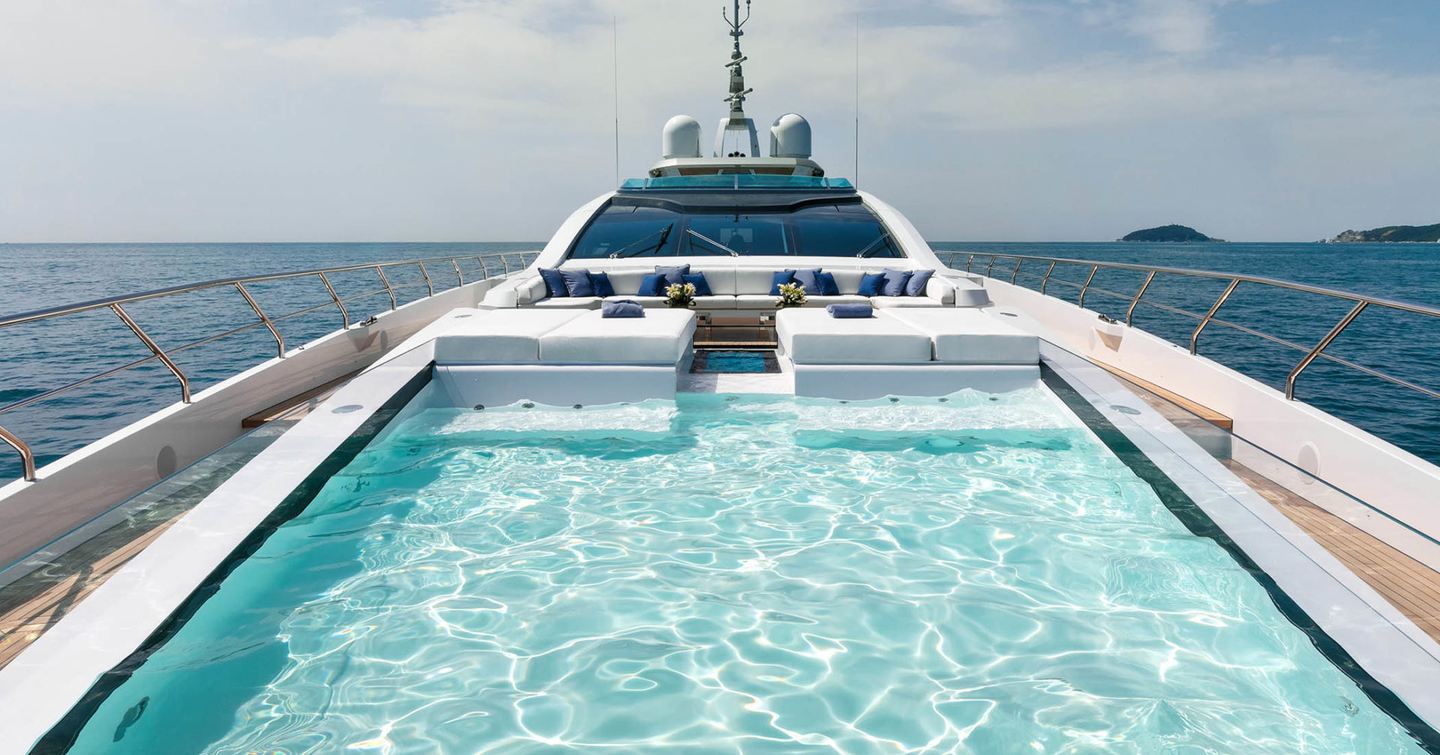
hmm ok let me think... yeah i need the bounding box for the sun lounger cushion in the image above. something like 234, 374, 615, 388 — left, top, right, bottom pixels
433, 309, 587, 364
886, 309, 1039, 364
777, 309, 932, 364
540, 309, 697, 365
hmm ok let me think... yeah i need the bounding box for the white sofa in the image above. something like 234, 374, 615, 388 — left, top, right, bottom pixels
506, 264, 991, 310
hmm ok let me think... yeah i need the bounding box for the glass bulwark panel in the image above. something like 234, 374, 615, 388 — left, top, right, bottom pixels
567, 201, 899, 259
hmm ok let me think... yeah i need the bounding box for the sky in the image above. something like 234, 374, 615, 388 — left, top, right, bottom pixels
1, 0, 1437, 243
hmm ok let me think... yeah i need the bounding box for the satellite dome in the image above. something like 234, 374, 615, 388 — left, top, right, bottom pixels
769, 113, 812, 159
662, 115, 703, 159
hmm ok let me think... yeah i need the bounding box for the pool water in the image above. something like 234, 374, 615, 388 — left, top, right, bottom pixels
62, 390, 1425, 753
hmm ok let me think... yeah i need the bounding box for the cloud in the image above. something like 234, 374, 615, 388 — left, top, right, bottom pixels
0, 0, 1436, 242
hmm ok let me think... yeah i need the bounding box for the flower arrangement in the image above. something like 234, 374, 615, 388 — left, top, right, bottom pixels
775, 282, 807, 309
665, 281, 697, 308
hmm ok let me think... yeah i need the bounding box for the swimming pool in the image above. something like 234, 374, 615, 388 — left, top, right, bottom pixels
50, 388, 1431, 752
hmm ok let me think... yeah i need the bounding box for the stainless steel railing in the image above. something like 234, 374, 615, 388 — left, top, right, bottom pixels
0, 251, 537, 482
943, 251, 1440, 405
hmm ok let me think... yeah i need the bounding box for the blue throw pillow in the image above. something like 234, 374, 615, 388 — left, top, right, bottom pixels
638, 273, 667, 297
905, 269, 934, 297
857, 272, 887, 297
655, 265, 691, 285
538, 268, 568, 298
816, 271, 840, 296
791, 269, 826, 296
881, 268, 913, 297
560, 268, 594, 297
769, 269, 797, 295
589, 271, 615, 297
682, 273, 712, 296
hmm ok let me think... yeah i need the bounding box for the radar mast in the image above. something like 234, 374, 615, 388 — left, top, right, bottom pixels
715, 0, 760, 158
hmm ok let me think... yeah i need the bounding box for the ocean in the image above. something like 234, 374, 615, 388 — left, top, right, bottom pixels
0, 241, 1437, 482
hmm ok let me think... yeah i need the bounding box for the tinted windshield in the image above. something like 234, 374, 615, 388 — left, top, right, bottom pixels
566, 202, 901, 259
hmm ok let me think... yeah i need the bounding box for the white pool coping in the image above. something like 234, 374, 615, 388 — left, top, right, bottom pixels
0, 342, 440, 754
1042, 343, 1440, 731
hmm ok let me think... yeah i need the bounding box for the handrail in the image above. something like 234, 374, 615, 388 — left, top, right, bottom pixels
0, 251, 537, 482
945, 250, 1440, 410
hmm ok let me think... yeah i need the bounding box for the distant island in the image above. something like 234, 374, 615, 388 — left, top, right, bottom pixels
1119, 225, 1222, 243
1328, 223, 1440, 243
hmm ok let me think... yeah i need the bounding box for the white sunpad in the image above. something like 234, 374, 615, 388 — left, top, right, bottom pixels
884, 309, 1040, 365
539, 309, 697, 365
432, 309, 587, 364
776, 308, 933, 364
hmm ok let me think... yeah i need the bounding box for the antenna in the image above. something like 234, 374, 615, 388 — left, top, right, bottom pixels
722, 0, 753, 116
854, 13, 860, 187
612, 14, 620, 187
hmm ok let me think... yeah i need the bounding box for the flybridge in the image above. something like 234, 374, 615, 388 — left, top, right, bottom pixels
646, 0, 827, 181
619, 175, 854, 192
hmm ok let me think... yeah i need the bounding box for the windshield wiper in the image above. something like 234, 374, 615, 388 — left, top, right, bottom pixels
686, 229, 741, 257
856, 233, 894, 259
609, 224, 674, 259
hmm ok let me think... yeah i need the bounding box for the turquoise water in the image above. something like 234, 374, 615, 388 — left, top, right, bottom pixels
60, 389, 1424, 753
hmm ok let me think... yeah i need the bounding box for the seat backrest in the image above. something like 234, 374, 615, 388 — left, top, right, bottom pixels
830, 270, 864, 295
734, 268, 778, 295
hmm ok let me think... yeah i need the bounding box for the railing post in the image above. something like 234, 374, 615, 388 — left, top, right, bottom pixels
375, 266, 397, 310
234, 283, 286, 359
1287, 301, 1368, 400
965, 254, 974, 273
500, 255, 513, 275
985, 257, 997, 277
474, 257, 491, 280
1077, 265, 1100, 308
110, 303, 192, 402
318, 272, 349, 330
1010, 258, 1022, 285
418, 261, 434, 296
1126, 271, 1157, 326
1040, 261, 1056, 294
0, 424, 37, 482
451, 258, 465, 286
1190, 278, 1241, 354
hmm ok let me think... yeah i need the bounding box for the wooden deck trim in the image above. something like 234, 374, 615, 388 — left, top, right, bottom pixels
241, 370, 360, 428
1094, 361, 1233, 431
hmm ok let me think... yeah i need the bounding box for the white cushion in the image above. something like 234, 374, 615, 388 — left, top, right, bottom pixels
514, 276, 549, 305
734, 268, 779, 295
606, 295, 666, 308
531, 296, 601, 309
433, 310, 586, 364
694, 268, 738, 295
734, 294, 778, 310
885, 309, 1039, 364
871, 296, 945, 309
830, 270, 864, 295
540, 309, 697, 365
693, 296, 737, 310
802, 295, 869, 306
925, 276, 956, 305
604, 270, 650, 296
776, 309, 933, 364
